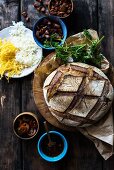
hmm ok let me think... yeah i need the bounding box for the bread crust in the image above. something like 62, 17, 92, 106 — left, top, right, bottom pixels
43, 63, 113, 127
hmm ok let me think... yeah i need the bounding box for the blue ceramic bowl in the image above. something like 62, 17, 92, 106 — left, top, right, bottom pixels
33, 16, 67, 50
37, 131, 68, 162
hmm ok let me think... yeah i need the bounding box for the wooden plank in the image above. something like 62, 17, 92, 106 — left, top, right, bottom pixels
0, 80, 22, 170
98, 0, 114, 65
21, 0, 103, 170
0, 1, 22, 170
102, 156, 114, 170
98, 0, 114, 169
0, 0, 20, 30
65, 0, 98, 35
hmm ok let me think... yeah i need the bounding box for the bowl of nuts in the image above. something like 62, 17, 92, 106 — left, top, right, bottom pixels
33, 16, 67, 50
48, 0, 73, 18
13, 112, 39, 140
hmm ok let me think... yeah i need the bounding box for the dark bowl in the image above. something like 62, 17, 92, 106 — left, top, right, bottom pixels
37, 131, 68, 162
33, 16, 67, 50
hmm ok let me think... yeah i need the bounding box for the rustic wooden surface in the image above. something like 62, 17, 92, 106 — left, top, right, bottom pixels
0, 0, 114, 170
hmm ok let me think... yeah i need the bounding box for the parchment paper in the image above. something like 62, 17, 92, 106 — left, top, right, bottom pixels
79, 108, 114, 160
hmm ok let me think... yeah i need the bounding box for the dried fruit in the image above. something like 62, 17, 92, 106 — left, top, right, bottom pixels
49, 0, 73, 18
22, 11, 27, 18
21, 11, 30, 22
33, 0, 50, 15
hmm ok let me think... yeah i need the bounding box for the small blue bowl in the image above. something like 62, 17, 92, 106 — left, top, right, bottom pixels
37, 131, 68, 162
33, 16, 67, 50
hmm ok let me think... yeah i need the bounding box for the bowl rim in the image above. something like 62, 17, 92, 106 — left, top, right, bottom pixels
13, 112, 39, 140
33, 16, 67, 50
37, 130, 68, 162
48, 0, 74, 18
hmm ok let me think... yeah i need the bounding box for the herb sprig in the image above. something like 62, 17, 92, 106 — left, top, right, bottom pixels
43, 33, 62, 48
83, 29, 92, 40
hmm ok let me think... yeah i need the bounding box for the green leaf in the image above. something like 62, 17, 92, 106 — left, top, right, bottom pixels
54, 34, 104, 68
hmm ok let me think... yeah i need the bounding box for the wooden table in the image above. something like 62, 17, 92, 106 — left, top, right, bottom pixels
0, 0, 114, 170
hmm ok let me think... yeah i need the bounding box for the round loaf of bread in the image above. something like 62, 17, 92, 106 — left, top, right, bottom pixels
43, 63, 113, 127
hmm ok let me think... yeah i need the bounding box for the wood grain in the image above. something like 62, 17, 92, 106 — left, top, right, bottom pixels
0, 0, 114, 170
0, 79, 22, 170
98, 0, 114, 65
0, 1, 22, 170
0, 0, 19, 30
64, 0, 98, 36
98, 0, 114, 168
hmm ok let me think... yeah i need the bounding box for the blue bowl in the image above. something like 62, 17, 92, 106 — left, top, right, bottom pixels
33, 16, 67, 50
37, 131, 68, 162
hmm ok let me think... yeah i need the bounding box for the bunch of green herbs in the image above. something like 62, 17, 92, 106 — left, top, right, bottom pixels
55, 30, 104, 68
